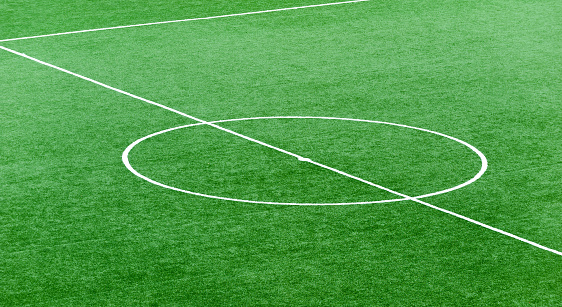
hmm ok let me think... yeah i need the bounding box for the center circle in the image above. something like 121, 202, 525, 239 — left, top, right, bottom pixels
122, 116, 487, 205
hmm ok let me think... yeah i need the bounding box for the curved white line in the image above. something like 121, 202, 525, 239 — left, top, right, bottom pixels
121, 122, 404, 206
3, 15, 558, 254
122, 116, 487, 205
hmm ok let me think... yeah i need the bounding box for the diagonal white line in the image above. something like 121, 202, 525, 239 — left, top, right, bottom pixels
0, 0, 369, 43
0, 46, 304, 160
0, 47, 199, 119
307, 160, 562, 256
1, 45, 560, 256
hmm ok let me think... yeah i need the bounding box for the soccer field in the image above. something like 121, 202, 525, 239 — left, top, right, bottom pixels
1, 0, 561, 305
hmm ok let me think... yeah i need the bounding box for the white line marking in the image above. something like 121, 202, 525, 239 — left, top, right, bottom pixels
0, 46, 307, 161
122, 117, 488, 205
122, 118, 560, 256
0, 0, 369, 43
1, 26, 560, 256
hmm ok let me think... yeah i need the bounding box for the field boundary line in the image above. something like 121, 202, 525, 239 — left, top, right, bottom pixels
0, 0, 369, 43
1, 45, 560, 256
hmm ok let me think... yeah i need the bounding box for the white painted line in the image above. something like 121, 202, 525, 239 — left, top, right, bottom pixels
123, 117, 488, 205
120, 117, 561, 256
0, 46, 201, 121
0, 0, 370, 43
408, 196, 562, 256
0, 45, 307, 161
308, 158, 562, 256
2, 42, 560, 255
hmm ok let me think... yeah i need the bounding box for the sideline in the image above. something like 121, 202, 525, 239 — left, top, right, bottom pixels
122, 116, 488, 205
0, 0, 369, 42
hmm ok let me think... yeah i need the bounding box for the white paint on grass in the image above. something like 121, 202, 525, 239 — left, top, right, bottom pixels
1, 0, 560, 255
122, 117, 561, 256
0, 0, 370, 42
122, 116, 488, 206
0, 46, 314, 162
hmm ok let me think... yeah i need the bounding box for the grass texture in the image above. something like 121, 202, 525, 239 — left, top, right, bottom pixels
1, 0, 561, 305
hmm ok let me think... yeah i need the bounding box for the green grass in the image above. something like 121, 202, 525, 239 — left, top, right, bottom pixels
1, 0, 561, 305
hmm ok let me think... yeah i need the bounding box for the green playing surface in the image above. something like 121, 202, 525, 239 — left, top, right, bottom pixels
1, 0, 560, 305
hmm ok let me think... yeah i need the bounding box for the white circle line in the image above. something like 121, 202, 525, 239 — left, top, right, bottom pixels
122, 116, 487, 205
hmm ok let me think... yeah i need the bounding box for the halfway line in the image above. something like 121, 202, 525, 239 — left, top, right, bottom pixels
0, 45, 305, 161
0, 0, 369, 43
0, 45, 560, 256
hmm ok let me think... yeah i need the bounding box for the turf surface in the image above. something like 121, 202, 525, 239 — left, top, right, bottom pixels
1, 0, 561, 305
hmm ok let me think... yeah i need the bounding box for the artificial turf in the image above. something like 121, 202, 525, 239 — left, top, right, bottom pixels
1, 0, 561, 305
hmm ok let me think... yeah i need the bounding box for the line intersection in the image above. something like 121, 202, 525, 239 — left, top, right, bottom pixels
1, 0, 560, 256
1, 44, 559, 256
